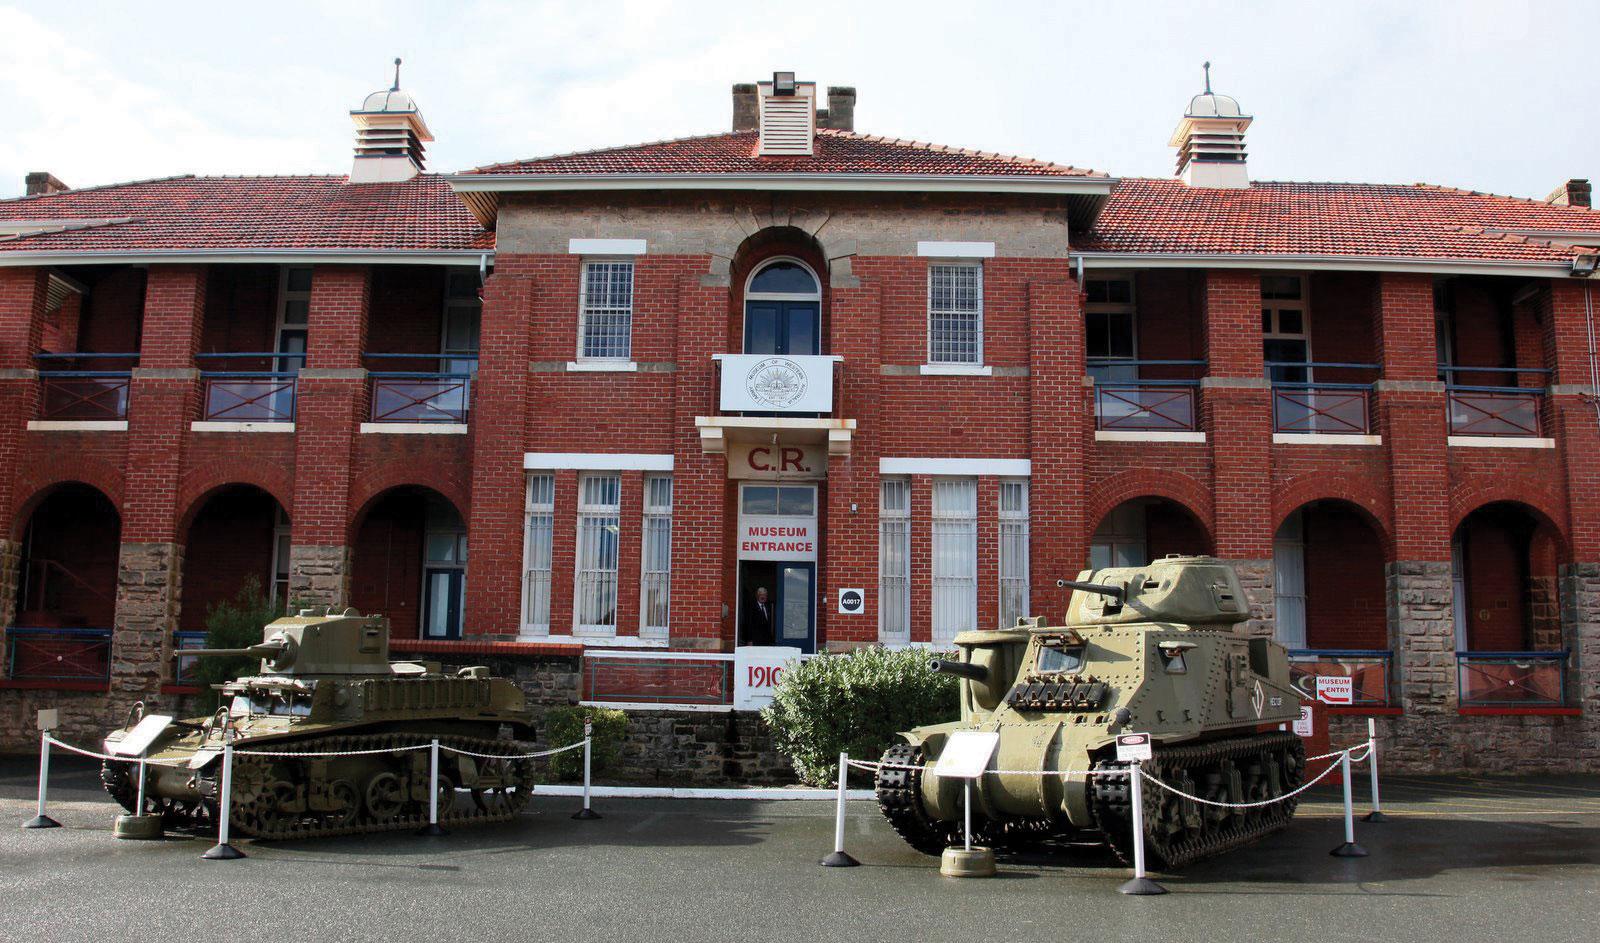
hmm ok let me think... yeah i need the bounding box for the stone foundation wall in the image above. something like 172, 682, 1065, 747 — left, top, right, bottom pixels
288, 545, 352, 610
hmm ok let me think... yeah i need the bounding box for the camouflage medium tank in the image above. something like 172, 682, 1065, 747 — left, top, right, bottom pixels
100, 609, 538, 840
876, 556, 1306, 869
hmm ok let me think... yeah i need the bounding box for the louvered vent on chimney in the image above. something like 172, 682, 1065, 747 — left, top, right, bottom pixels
349, 58, 435, 184
758, 72, 816, 156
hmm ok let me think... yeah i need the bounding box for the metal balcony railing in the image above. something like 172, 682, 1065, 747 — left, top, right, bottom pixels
34, 353, 138, 420
1088, 358, 1204, 432
196, 351, 301, 422
1456, 650, 1567, 707
364, 353, 476, 423
1439, 365, 1548, 437
6, 626, 112, 682
1267, 361, 1378, 435
1287, 649, 1393, 707
582, 650, 736, 707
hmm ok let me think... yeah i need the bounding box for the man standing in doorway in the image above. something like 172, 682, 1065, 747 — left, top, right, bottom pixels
743, 586, 775, 646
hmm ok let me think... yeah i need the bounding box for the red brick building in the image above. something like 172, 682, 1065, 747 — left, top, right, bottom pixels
2, 72, 1597, 772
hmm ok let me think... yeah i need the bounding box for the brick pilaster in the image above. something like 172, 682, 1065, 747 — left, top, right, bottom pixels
822, 277, 880, 648
465, 260, 536, 636
1372, 273, 1449, 562
288, 266, 370, 607
0, 268, 47, 663
668, 273, 728, 649
124, 265, 205, 542
1201, 270, 1272, 558
1027, 272, 1087, 612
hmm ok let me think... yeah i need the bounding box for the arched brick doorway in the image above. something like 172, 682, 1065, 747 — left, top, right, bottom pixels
180, 484, 289, 632
1089, 496, 1212, 570
351, 486, 467, 639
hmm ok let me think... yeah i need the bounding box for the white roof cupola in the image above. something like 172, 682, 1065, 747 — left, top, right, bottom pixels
1168, 62, 1252, 189
757, 72, 817, 156
349, 58, 435, 183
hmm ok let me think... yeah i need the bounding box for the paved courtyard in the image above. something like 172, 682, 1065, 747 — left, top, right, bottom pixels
2, 756, 1597, 943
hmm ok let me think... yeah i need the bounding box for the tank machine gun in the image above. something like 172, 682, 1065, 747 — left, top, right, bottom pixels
99, 609, 539, 841
876, 556, 1306, 869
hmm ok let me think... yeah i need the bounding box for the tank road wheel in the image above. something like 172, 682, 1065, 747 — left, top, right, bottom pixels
324, 780, 361, 829
100, 760, 138, 814
874, 743, 958, 856
255, 780, 302, 834
364, 772, 406, 823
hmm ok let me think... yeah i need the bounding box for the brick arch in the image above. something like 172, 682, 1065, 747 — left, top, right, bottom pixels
11, 458, 125, 541
348, 465, 470, 540
1271, 478, 1392, 553
1086, 469, 1214, 540
1449, 486, 1569, 559
175, 464, 294, 536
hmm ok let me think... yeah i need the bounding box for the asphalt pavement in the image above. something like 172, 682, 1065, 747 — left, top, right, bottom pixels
2, 756, 1597, 943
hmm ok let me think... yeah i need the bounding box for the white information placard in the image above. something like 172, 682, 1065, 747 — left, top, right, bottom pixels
1293, 705, 1315, 737
109, 714, 175, 756
1316, 676, 1354, 706
716, 354, 836, 413
1115, 733, 1153, 762
933, 731, 1000, 779
35, 708, 59, 731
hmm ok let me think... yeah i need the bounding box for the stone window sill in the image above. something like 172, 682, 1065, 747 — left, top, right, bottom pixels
1095, 430, 1207, 444
1447, 435, 1555, 449
190, 421, 295, 433
566, 360, 638, 373
359, 422, 469, 435
1272, 433, 1382, 446
27, 420, 128, 432
919, 363, 993, 377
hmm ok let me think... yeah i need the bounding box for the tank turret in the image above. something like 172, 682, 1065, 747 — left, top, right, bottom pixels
98, 609, 538, 841
877, 555, 1306, 870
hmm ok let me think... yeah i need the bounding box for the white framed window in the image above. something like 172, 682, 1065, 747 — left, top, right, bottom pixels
931, 478, 978, 643
998, 480, 1029, 628
1091, 502, 1148, 571
879, 478, 911, 641
1272, 509, 1307, 649
640, 475, 673, 638
269, 507, 291, 609
521, 474, 555, 634
578, 260, 634, 361
927, 263, 983, 365
1262, 274, 1311, 383
574, 474, 621, 635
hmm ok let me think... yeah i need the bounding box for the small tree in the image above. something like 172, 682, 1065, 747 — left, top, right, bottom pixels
189, 576, 282, 711
761, 646, 960, 786
543, 705, 629, 782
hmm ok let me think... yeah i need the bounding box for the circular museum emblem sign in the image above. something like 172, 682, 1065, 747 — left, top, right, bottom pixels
744, 357, 808, 409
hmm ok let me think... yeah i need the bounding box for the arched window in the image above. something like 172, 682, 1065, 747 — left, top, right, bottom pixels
744, 258, 821, 355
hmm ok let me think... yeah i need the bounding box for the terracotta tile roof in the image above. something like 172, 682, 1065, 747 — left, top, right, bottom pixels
464, 129, 1104, 178
0, 174, 490, 255
1080, 178, 1600, 264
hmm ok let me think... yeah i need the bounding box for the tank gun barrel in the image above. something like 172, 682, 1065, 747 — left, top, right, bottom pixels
1056, 578, 1127, 602
929, 658, 988, 682
180, 640, 289, 659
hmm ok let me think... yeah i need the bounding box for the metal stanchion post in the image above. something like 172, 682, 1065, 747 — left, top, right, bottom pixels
572, 722, 600, 820
1362, 718, 1386, 822
418, 738, 446, 836
22, 730, 60, 829
1329, 749, 1369, 858
203, 739, 246, 860
1118, 763, 1168, 895
820, 752, 860, 867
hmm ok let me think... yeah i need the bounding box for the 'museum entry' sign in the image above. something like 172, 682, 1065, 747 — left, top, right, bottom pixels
738, 517, 817, 561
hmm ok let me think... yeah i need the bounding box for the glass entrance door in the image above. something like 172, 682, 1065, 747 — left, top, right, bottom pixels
737, 560, 816, 653
744, 301, 820, 355
423, 568, 463, 639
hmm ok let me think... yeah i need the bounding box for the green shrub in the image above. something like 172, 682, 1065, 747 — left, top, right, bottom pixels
544, 705, 628, 781
189, 576, 283, 711
761, 646, 959, 786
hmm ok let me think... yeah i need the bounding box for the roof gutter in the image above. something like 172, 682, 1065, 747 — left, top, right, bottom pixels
1071, 251, 1581, 280
0, 249, 492, 268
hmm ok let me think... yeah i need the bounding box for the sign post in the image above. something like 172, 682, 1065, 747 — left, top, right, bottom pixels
1114, 733, 1167, 895
418, 738, 446, 836
22, 710, 61, 829
819, 752, 860, 867
933, 731, 1000, 878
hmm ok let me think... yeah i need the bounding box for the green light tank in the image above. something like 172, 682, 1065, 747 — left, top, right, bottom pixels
876, 556, 1306, 869
100, 609, 539, 840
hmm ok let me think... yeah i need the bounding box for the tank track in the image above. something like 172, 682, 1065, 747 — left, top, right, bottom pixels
873, 742, 1055, 856
1090, 731, 1305, 870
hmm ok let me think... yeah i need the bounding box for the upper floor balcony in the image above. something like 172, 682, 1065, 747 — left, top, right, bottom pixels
364, 352, 477, 425
1267, 360, 1379, 436
34, 352, 137, 423
1089, 357, 1205, 432
1440, 365, 1548, 439
196, 351, 302, 423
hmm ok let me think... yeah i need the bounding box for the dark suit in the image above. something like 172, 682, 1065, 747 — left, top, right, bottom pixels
743, 597, 776, 646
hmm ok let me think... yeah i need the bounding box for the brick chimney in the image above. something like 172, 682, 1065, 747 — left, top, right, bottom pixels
818, 87, 856, 132
732, 83, 759, 132
24, 172, 69, 196
1546, 179, 1592, 208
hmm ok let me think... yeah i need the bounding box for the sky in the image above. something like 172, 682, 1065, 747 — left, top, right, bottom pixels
2, 1, 1596, 201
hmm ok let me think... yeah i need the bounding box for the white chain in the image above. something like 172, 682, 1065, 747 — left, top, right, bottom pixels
45, 735, 589, 762
440, 740, 587, 760
235, 744, 432, 758
45, 736, 124, 762
1138, 750, 1350, 809
846, 758, 1113, 778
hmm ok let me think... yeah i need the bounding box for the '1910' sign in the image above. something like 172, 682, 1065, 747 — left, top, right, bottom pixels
733, 646, 807, 710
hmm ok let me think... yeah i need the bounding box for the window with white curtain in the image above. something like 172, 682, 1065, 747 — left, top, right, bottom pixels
522, 474, 555, 634
927, 263, 983, 364
640, 475, 673, 638
998, 480, 1030, 628
1273, 510, 1307, 649
575, 474, 621, 634
879, 478, 911, 641
931, 478, 978, 642
578, 261, 634, 361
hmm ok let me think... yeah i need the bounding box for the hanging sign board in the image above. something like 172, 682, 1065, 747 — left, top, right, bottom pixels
1115, 732, 1153, 762
1316, 676, 1354, 706
716, 354, 836, 413
727, 442, 827, 481
933, 731, 1000, 779
738, 517, 817, 561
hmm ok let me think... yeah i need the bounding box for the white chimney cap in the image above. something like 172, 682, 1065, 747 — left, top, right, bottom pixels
1185, 91, 1246, 119
358, 87, 422, 115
